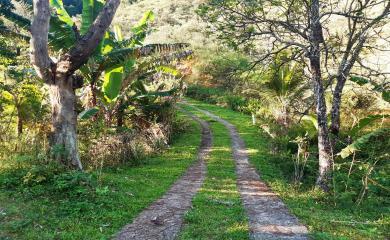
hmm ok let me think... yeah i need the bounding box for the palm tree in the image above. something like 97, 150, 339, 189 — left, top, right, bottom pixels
246, 53, 309, 127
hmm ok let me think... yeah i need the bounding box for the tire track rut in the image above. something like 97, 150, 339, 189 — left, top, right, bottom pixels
116, 111, 212, 240
190, 105, 308, 240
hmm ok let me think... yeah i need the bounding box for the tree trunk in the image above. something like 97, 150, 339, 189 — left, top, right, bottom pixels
49, 76, 82, 170
116, 100, 124, 128
90, 79, 98, 121
309, 0, 333, 191
91, 82, 98, 107
311, 57, 333, 191
90, 71, 100, 108
330, 75, 346, 136
30, 0, 120, 170
15, 107, 23, 152
17, 112, 23, 137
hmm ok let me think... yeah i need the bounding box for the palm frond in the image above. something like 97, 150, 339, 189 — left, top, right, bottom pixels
0, 10, 30, 30
0, 24, 29, 41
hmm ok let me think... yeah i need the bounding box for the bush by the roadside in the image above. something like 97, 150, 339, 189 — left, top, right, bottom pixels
186, 85, 252, 113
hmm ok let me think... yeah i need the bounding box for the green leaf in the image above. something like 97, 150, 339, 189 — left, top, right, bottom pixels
78, 107, 99, 120
382, 91, 390, 103
349, 114, 389, 137
100, 47, 137, 71
134, 10, 155, 29
301, 115, 318, 130
155, 66, 180, 76
123, 58, 136, 75
49, 0, 74, 26
49, 17, 76, 51
339, 128, 389, 158
129, 10, 155, 47
103, 66, 124, 101
350, 75, 369, 86
80, 0, 104, 35
101, 31, 115, 54
48, 0, 76, 51
114, 25, 123, 41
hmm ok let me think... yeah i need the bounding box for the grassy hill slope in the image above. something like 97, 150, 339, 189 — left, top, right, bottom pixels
113, 0, 211, 47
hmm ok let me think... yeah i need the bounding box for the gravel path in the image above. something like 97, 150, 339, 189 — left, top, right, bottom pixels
191, 105, 308, 240
115, 112, 212, 240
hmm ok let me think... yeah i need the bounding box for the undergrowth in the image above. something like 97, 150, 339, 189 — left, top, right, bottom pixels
0, 112, 201, 239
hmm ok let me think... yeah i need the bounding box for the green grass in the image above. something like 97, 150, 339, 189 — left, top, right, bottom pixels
178, 104, 249, 240
0, 113, 202, 240
184, 98, 390, 240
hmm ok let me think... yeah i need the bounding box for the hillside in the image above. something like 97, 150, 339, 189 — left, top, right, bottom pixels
113, 0, 211, 47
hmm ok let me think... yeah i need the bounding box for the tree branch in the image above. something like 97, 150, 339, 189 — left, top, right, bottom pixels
58, 0, 121, 75
30, 0, 53, 82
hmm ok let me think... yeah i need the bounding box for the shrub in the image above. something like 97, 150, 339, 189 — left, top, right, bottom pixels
225, 95, 248, 112
186, 85, 226, 104
0, 162, 96, 199
202, 51, 251, 90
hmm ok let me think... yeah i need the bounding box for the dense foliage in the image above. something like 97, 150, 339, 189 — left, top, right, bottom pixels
0, 0, 389, 239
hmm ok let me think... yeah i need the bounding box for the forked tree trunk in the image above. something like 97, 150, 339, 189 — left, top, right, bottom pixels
30, 0, 120, 170
49, 76, 82, 170
330, 35, 366, 136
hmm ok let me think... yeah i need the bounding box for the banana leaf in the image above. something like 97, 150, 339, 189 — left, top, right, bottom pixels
339, 128, 389, 158
80, 0, 104, 35
103, 66, 124, 101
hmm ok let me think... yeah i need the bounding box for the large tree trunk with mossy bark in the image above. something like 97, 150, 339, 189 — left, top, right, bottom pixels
49, 76, 82, 169
309, 0, 333, 191
311, 60, 333, 191
30, 0, 120, 169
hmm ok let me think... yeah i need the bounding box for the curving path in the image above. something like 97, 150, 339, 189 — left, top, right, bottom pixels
115, 111, 212, 240
190, 104, 308, 240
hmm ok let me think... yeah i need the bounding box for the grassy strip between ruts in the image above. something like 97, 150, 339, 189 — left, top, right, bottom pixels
178, 103, 250, 240
0, 112, 201, 240
185, 98, 390, 240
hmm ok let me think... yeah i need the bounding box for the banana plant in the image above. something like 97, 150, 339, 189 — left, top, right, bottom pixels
338, 128, 389, 159
244, 52, 308, 127
77, 11, 192, 120
350, 75, 390, 103
2, 0, 192, 124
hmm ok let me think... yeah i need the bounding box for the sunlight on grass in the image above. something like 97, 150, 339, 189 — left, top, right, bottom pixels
179, 105, 250, 240
186, 98, 390, 240
227, 223, 250, 234
0, 114, 202, 239
246, 148, 259, 154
